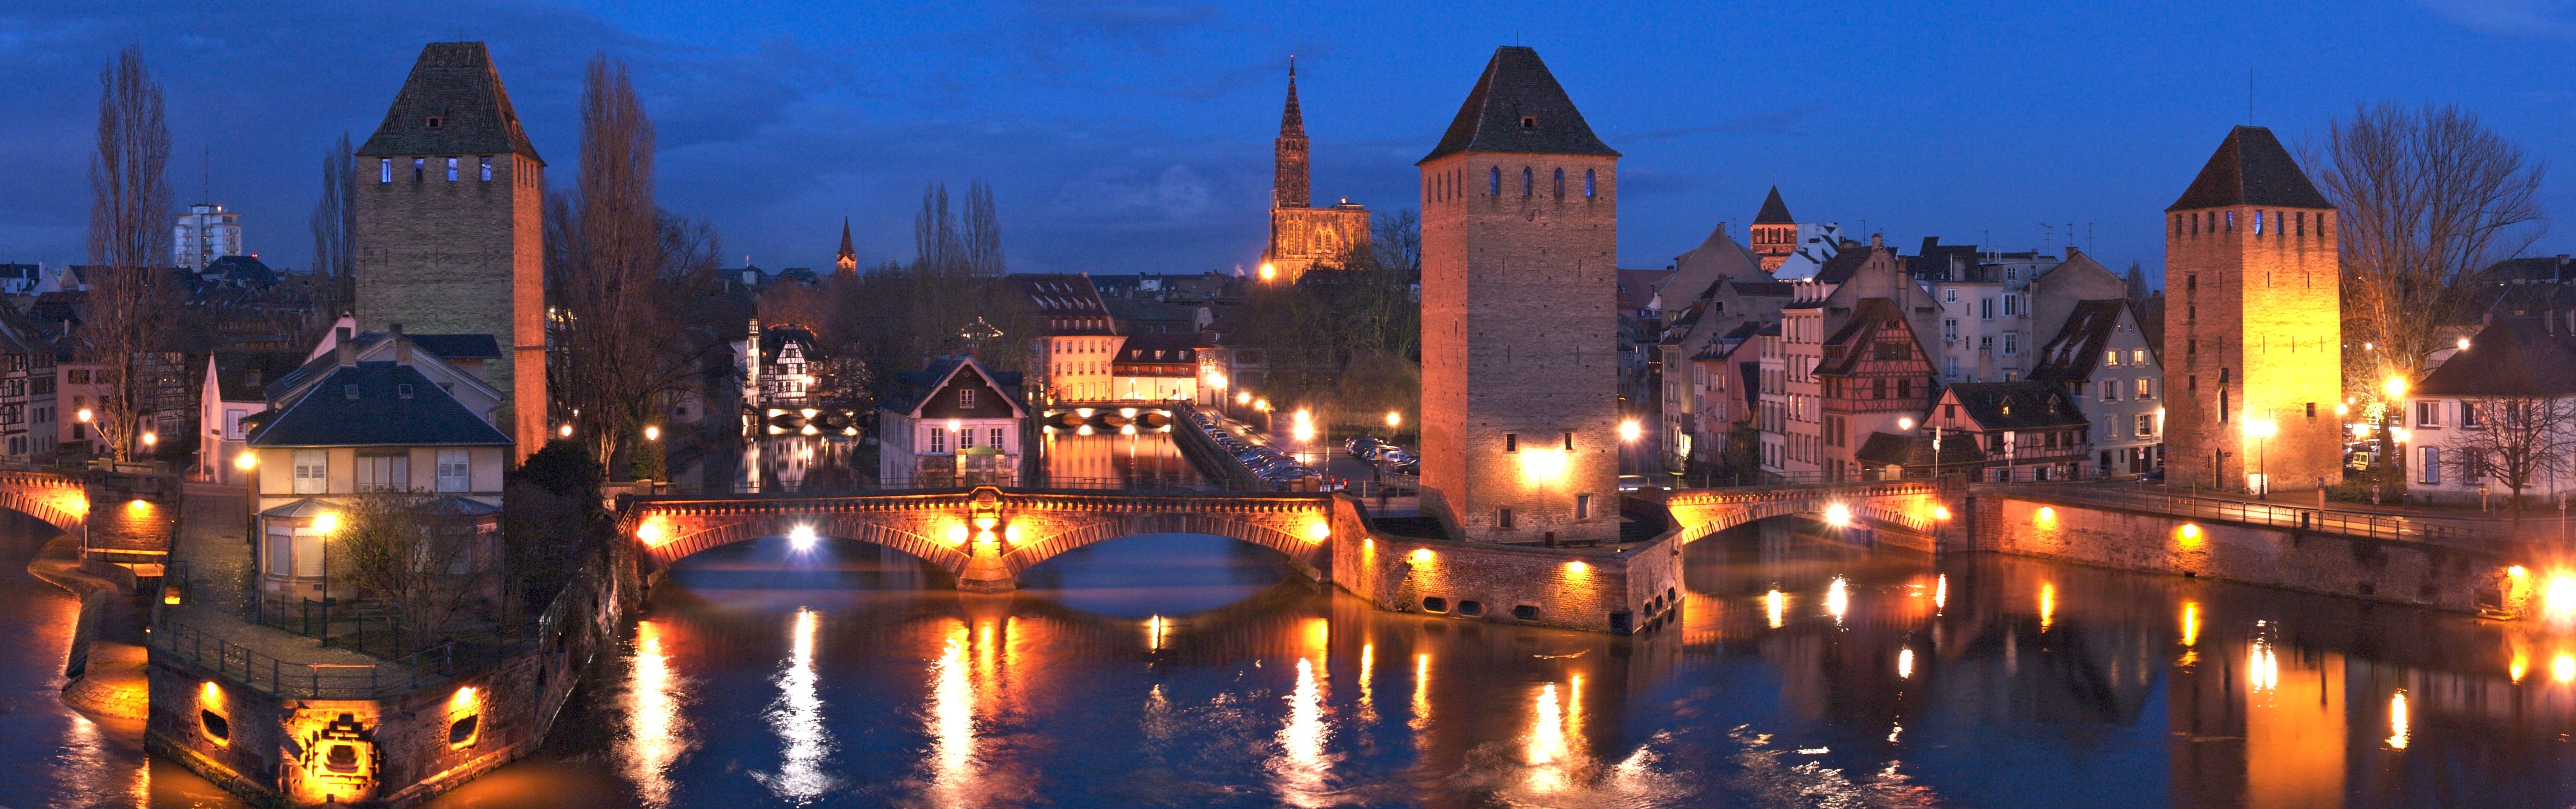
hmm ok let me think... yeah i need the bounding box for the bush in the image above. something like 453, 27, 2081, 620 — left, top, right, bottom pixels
513, 439, 603, 499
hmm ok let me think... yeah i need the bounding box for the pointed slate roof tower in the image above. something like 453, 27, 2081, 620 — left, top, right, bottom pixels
356, 42, 541, 162
1754, 186, 1794, 224
2166, 125, 2330, 211
1274, 59, 1310, 209
1415, 46, 1621, 547
2160, 123, 2341, 494
1420, 46, 1620, 164
835, 217, 858, 276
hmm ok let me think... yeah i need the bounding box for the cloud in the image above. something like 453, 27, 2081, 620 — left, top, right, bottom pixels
2420, 0, 2576, 37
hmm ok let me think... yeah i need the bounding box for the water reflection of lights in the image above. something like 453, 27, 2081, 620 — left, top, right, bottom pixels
2386, 691, 2410, 750
929, 629, 976, 804
788, 524, 818, 552
2548, 574, 2576, 623
2180, 601, 2201, 646
1527, 683, 1570, 793
1146, 615, 1167, 651
1825, 578, 1848, 625
764, 608, 832, 803
2249, 636, 2280, 695
2512, 647, 2530, 684
1765, 589, 1786, 629
2038, 583, 2056, 633
1411, 654, 1432, 732
1934, 574, 1946, 610
1897, 647, 1915, 680
1273, 657, 1332, 806
622, 620, 692, 809
1358, 643, 1377, 723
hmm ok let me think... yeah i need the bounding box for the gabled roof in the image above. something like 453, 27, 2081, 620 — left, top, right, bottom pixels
269, 332, 501, 402
1010, 273, 1118, 336
1943, 382, 2090, 430
1814, 298, 1929, 377
2029, 299, 2149, 382
2416, 317, 2576, 397
882, 355, 1027, 418
2166, 125, 2329, 212
759, 324, 822, 366
247, 362, 512, 448
1855, 431, 1987, 468
1420, 46, 1619, 164
1732, 280, 1794, 297
1812, 244, 1875, 285
356, 42, 542, 162
211, 351, 310, 402
1753, 186, 1793, 225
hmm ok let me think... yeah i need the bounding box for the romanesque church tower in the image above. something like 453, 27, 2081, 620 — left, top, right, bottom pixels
1749, 186, 1796, 272
1418, 46, 1621, 544
1263, 62, 1369, 282
2161, 125, 2342, 493
353, 42, 548, 458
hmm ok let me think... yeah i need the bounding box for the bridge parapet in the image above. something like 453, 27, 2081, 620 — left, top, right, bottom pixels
1663, 481, 1945, 544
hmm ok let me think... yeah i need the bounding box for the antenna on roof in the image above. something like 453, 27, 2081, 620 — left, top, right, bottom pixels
2247, 68, 2254, 125
201, 147, 210, 205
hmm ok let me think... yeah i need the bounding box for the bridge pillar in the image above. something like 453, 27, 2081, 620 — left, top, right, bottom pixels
955, 487, 1016, 592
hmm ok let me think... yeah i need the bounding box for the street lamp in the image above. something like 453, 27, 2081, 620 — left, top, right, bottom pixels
1385, 411, 1402, 430
2248, 420, 2278, 498
1618, 419, 1642, 442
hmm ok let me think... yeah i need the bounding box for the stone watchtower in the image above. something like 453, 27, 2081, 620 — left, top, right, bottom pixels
2161, 125, 2342, 493
1749, 186, 1796, 272
353, 42, 548, 459
1418, 46, 1622, 544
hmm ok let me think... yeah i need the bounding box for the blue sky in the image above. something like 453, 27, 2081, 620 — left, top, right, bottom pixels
3, 0, 2573, 281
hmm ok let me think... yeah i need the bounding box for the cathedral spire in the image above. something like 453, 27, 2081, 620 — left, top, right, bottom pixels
834, 217, 857, 276
1273, 59, 1310, 209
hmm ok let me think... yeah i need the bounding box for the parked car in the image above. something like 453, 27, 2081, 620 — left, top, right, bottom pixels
1346, 435, 1383, 457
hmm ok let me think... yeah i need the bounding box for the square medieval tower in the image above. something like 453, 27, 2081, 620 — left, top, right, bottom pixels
353, 42, 549, 459
2162, 125, 2343, 493
1418, 46, 1621, 543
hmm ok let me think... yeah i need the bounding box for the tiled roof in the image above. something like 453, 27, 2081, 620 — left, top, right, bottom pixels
883, 355, 1025, 417
2028, 300, 2144, 382
266, 332, 494, 401
1732, 281, 1794, 297
2416, 317, 2576, 397
1813, 298, 1926, 377
1010, 273, 1118, 336
356, 42, 542, 162
1753, 186, 1793, 224
1855, 431, 1987, 468
1944, 381, 2090, 431
2166, 125, 2329, 212
213, 351, 310, 401
247, 361, 512, 448
1420, 46, 1619, 163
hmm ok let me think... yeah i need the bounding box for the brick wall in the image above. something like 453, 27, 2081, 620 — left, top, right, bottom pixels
1329, 496, 1673, 633
353, 153, 548, 457
1962, 493, 2529, 616
2163, 205, 2342, 492
1418, 153, 1622, 544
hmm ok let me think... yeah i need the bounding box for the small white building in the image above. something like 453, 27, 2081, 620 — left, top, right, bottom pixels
197, 351, 308, 484
877, 356, 1028, 487
2405, 316, 2576, 507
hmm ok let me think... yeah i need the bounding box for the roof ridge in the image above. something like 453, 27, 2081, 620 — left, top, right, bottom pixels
1420, 46, 1620, 164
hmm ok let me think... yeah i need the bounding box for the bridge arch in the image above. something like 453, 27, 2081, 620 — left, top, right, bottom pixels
1001, 512, 1322, 578
1665, 482, 1942, 545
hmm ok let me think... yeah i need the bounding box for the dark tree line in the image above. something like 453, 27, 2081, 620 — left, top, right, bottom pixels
1230, 210, 1423, 428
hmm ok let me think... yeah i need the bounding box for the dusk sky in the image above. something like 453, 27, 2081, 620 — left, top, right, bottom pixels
5, 1, 2574, 282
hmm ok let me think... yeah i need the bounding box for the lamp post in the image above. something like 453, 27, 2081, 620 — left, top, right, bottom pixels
2246, 420, 2279, 499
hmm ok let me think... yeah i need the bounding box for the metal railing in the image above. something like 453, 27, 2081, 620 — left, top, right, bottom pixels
149, 618, 457, 699
659, 475, 1332, 498
2024, 487, 2517, 552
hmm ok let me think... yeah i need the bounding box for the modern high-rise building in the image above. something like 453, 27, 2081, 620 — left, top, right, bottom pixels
351, 42, 549, 458
2161, 125, 2342, 493
1418, 46, 1621, 543
173, 203, 242, 270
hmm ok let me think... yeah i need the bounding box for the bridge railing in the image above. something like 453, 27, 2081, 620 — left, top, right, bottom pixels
2017, 487, 2519, 553
658, 475, 1337, 498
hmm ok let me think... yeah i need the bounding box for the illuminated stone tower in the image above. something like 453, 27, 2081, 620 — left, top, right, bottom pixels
1264, 61, 1368, 282
353, 42, 548, 459
2161, 125, 2342, 492
835, 217, 859, 278
1749, 186, 1796, 271
1418, 46, 1621, 543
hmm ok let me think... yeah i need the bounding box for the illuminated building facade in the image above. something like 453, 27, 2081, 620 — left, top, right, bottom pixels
1263, 62, 1370, 283
2161, 125, 2342, 493
877, 355, 1028, 487
1418, 46, 1621, 543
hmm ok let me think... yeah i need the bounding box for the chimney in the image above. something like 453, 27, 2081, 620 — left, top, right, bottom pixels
394, 336, 413, 364
1870, 233, 1883, 248
336, 338, 356, 367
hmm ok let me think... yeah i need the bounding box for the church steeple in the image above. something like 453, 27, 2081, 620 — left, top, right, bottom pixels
834, 217, 857, 276
1273, 59, 1310, 209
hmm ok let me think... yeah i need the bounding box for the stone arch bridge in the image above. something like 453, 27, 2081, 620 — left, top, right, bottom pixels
618, 487, 1342, 592
1661, 481, 1948, 546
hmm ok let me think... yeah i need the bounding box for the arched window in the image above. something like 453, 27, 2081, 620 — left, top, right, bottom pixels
1585, 169, 1596, 198
1520, 167, 1532, 197
1488, 166, 1500, 196
1553, 168, 1565, 198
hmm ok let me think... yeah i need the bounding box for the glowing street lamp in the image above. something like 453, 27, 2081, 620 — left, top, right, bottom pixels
644, 425, 661, 442
75, 408, 91, 424
1618, 419, 1642, 442
1259, 262, 1279, 282
559, 424, 574, 438
2248, 419, 2278, 498
1386, 411, 1402, 429
789, 524, 819, 552
1898, 416, 1915, 431
234, 452, 257, 471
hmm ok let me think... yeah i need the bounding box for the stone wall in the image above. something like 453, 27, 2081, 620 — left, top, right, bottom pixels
1329, 496, 1672, 633
84, 468, 177, 563
1963, 493, 2532, 616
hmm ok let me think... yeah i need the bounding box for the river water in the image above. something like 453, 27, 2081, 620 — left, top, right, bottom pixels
11, 430, 2576, 806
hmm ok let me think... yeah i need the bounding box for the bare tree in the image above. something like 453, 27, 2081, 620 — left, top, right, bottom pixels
333, 490, 494, 652
2444, 395, 2576, 527
2315, 103, 2548, 488
962, 180, 1005, 277
548, 55, 726, 474
83, 46, 173, 462
307, 132, 356, 334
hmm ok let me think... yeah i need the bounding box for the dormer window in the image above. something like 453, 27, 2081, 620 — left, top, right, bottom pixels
398, 384, 415, 399
426, 115, 443, 129
344, 384, 360, 400
1519, 116, 1537, 129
